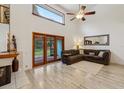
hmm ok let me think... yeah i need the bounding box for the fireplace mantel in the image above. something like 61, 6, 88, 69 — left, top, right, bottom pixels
0, 52, 19, 59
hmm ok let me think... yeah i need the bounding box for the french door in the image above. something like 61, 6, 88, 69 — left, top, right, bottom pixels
46, 36, 55, 62
33, 34, 45, 66
32, 32, 64, 67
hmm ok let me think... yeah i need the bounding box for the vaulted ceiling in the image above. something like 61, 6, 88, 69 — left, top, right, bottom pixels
57, 4, 96, 13
57, 4, 124, 22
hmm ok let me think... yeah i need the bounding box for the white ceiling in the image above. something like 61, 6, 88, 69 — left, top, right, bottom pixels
58, 4, 96, 13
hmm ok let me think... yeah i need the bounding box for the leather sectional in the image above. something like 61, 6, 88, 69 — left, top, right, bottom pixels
61, 49, 111, 65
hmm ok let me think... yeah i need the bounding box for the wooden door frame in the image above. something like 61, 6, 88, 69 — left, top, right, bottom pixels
32, 32, 64, 68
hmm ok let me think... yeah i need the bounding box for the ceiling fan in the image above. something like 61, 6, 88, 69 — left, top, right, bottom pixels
66, 5, 96, 21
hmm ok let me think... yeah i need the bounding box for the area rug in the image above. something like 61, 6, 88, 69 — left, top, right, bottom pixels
70, 61, 104, 75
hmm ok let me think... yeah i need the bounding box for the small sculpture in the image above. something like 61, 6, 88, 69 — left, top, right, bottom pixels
7, 33, 17, 52
12, 35, 17, 52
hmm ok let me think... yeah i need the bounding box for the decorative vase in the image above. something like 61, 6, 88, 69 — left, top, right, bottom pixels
12, 57, 19, 72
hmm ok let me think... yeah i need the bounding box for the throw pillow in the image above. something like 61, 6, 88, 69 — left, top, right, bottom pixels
79, 50, 84, 54
89, 52, 95, 56
98, 51, 104, 57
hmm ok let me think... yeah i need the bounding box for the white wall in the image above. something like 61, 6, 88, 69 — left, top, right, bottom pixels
0, 23, 9, 52
79, 5, 124, 65
10, 4, 82, 70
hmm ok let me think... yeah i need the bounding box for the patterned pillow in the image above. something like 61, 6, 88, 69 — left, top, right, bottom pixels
98, 51, 104, 57
79, 50, 84, 54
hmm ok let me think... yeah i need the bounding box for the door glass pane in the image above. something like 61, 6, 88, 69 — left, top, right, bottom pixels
34, 35, 44, 65
47, 37, 55, 61
57, 39, 62, 59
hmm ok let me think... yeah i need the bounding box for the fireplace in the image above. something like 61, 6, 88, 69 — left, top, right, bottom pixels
0, 65, 11, 86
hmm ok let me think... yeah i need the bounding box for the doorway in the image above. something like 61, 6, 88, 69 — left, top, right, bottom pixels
32, 32, 64, 67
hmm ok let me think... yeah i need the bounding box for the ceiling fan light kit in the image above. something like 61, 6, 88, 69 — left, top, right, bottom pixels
76, 10, 84, 19
76, 14, 83, 19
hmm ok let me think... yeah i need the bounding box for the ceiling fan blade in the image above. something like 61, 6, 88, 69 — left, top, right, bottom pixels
85, 11, 96, 15
81, 5, 86, 10
66, 13, 75, 15
70, 17, 76, 21
82, 17, 86, 21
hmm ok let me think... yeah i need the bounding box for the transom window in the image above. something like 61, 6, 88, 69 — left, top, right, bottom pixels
33, 4, 65, 25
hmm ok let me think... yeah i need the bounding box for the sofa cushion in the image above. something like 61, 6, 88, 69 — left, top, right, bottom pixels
69, 54, 83, 60
71, 50, 79, 55
66, 54, 83, 65
92, 56, 103, 60
82, 54, 94, 59
82, 54, 92, 57
68, 54, 83, 61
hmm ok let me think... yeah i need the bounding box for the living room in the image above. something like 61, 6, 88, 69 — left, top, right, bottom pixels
1, 2, 124, 91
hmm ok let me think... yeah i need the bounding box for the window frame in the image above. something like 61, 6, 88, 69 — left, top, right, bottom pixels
32, 4, 65, 25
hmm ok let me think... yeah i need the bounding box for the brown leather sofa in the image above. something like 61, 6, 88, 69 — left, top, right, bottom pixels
83, 49, 111, 65
61, 49, 83, 65
61, 49, 111, 65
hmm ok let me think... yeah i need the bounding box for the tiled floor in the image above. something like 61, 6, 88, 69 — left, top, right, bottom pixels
1, 61, 124, 89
